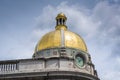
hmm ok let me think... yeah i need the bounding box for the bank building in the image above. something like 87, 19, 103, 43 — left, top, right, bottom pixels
0, 13, 100, 80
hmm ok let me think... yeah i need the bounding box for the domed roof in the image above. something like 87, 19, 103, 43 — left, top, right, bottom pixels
35, 30, 87, 53
34, 13, 87, 53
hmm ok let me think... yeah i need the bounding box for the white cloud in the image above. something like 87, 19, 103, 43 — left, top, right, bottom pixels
0, 0, 117, 79
32, 1, 120, 80
101, 71, 120, 80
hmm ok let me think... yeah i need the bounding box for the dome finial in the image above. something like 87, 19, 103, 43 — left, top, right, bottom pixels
56, 12, 67, 19
55, 13, 67, 30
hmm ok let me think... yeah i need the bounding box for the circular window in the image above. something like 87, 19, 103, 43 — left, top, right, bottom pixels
75, 54, 85, 68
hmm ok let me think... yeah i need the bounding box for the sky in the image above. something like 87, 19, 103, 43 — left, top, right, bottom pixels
0, 0, 120, 80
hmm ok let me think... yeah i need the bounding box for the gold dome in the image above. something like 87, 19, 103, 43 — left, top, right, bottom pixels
35, 13, 87, 53
35, 30, 87, 53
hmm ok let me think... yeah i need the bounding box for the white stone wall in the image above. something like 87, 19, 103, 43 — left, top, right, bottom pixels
60, 59, 73, 69
0, 58, 95, 77
19, 60, 44, 71
46, 59, 58, 68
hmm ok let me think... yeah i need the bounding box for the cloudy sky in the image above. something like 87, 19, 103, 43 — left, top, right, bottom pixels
0, 0, 120, 79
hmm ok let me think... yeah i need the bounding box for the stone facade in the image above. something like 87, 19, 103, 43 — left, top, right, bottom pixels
0, 48, 99, 80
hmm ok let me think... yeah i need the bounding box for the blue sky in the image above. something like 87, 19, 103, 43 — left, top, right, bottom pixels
0, 0, 120, 80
